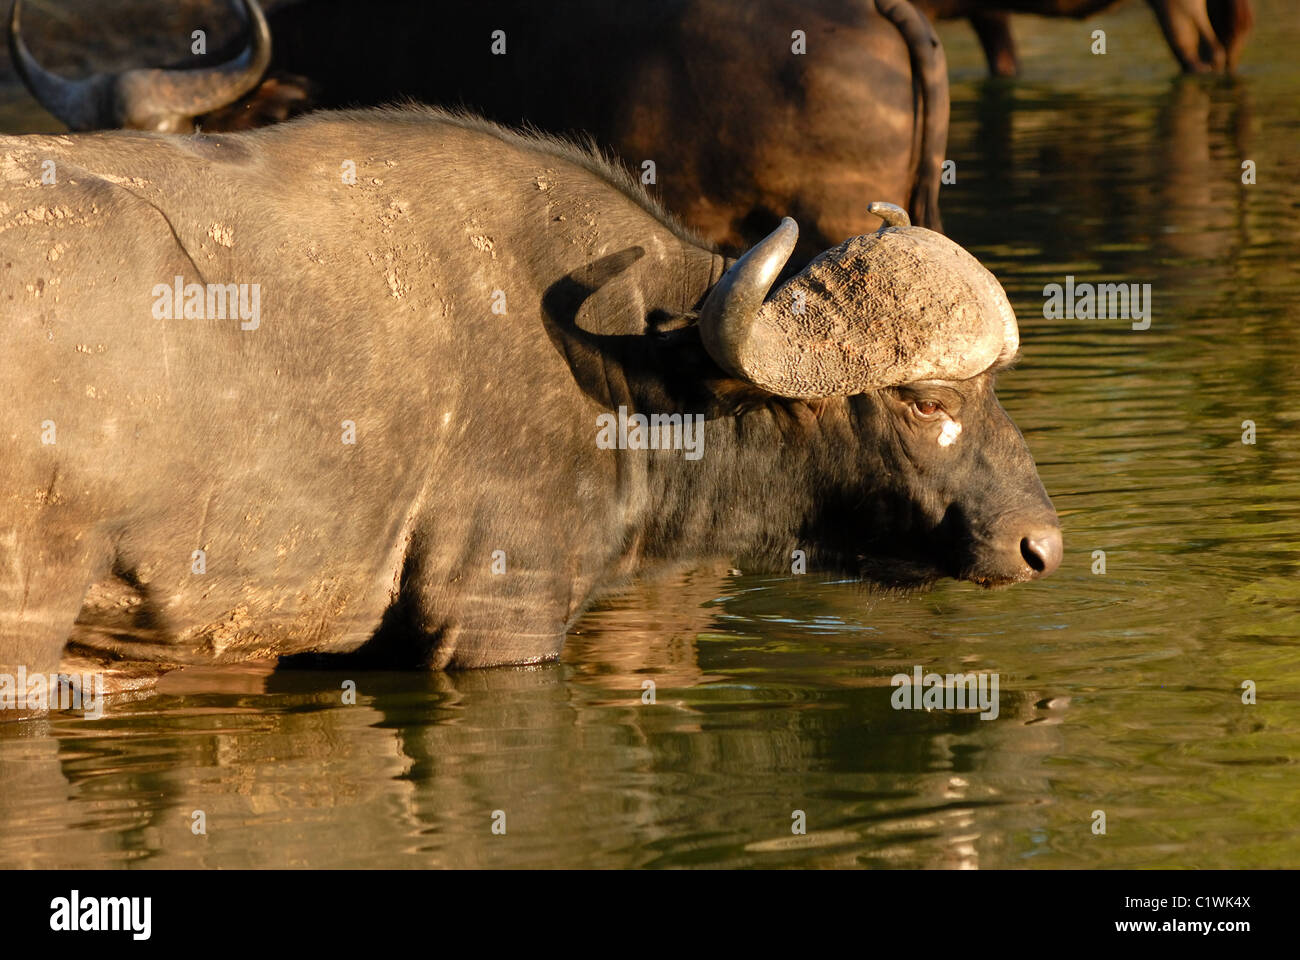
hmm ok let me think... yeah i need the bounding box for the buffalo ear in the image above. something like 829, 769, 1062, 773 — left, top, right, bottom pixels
543, 248, 783, 416
661, 324, 792, 413
630, 316, 783, 415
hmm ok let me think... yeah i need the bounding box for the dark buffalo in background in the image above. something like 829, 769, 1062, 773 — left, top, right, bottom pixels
259, 0, 950, 254
4, 0, 949, 262
5, 0, 314, 130
915, 0, 1253, 75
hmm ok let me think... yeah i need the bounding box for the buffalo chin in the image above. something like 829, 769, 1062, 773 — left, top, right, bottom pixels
853, 556, 1032, 592
959, 569, 1038, 589
853, 556, 944, 593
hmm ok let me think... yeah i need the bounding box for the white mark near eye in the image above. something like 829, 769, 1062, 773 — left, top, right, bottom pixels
938, 419, 962, 447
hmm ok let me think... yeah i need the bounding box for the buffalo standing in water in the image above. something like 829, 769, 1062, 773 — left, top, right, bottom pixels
9, 0, 949, 258
0, 107, 1059, 684
916, 0, 1253, 76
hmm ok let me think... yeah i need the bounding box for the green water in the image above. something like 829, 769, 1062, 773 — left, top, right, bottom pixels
1, 1, 1298, 868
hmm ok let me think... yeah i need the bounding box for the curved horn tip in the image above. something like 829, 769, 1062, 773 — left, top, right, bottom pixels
695, 216, 800, 383
8, 0, 101, 131
733, 216, 799, 287
772, 216, 799, 248
757, 216, 798, 250
9, 0, 28, 61
112, 0, 271, 127
755, 217, 799, 283
868, 201, 911, 230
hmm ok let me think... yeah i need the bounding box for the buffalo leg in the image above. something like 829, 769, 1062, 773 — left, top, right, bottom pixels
971, 11, 1019, 77
0, 518, 106, 715
1146, 0, 1227, 72
1205, 0, 1253, 70
362, 527, 572, 670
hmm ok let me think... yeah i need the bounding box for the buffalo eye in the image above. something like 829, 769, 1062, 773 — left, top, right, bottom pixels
912, 399, 944, 418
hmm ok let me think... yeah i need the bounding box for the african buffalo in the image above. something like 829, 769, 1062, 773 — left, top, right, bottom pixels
9, 0, 949, 259
0, 107, 1059, 687
916, 0, 1253, 75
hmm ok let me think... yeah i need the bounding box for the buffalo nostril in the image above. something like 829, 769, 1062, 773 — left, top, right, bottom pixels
1020, 528, 1063, 577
